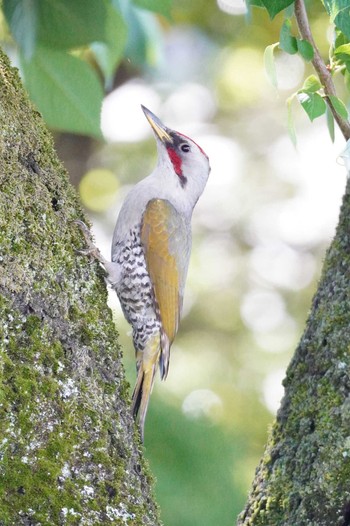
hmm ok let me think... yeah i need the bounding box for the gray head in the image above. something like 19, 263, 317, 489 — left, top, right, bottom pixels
142, 105, 211, 210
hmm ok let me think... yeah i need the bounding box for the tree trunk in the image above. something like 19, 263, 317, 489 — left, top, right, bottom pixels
0, 48, 160, 525
238, 173, 350, 524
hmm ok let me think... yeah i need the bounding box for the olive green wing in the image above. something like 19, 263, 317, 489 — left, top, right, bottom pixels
141, 198, 191, 377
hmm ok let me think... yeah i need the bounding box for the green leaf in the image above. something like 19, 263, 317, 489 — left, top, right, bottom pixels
21, 48, 103, 139
301, 75, 322, 92
284, 3, 295, 17
321, 0, 347, 19
37, 0, 107, 50
264, 43, 279, 88
121, 5, 164, 67
321, 1, 350, 38
279, 19, 297, 55
334, 43, 350, 55
334, 7, 350, 40
334, 42, 350, 63
297, 39, 314, 61
286, 95, 297, 147
91, 3, 127, 86
334, 49, 350, 72
260, 0, 294, 19
132, 0, 172, 19
297, 91, 326, 121
344, 70, 350, 92
3, 0, 39, 59
326, 104, 335, 142
4, 0, 119, 60
334, 29, 349, 49
329, 94, 349, 119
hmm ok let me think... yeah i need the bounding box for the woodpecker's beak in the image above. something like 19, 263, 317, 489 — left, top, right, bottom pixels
141, 105, 172, 144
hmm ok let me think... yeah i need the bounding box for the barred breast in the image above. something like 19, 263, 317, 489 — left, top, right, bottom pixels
112, 226, 161, 353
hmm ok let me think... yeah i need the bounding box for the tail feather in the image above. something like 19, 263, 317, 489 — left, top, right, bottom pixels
131, 367, 144, 419
131, 334, 160, 441
159, 331, 170, 380
131, 365, 157, 442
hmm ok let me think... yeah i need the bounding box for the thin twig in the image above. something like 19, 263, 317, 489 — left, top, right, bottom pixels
294, 0, 350, 141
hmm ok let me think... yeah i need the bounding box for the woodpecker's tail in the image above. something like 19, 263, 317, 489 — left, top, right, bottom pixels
131, 335, 160, 442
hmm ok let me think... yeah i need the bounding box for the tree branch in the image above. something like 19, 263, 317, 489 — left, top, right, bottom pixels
294, 0, 350, 141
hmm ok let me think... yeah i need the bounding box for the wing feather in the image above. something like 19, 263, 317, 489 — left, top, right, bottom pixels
141, 199, 190, 374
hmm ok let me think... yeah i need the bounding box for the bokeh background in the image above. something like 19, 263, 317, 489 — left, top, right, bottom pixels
1, 1, 349, 525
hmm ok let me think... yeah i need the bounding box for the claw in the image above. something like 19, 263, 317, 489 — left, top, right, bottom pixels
73, 219, 120, 286
76, 247, 99, 257
73, 219, 107, 265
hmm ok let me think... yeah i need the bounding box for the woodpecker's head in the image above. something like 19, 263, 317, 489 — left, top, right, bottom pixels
142, 105, 210, 207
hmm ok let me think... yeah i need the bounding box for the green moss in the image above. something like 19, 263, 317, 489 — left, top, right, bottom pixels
0, 48, 161, 525
239, 188, 350, 525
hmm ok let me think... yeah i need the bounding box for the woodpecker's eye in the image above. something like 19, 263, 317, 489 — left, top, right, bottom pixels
181, 143, 190, 153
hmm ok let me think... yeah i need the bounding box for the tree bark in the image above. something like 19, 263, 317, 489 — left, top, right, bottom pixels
0, 48, 160, 525
237, 172, 350, 523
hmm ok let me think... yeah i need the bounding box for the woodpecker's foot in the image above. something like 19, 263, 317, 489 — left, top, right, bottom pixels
74, 220, 106, 264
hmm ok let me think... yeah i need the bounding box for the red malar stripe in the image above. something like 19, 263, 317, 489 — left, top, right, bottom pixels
167, 147, 183, 177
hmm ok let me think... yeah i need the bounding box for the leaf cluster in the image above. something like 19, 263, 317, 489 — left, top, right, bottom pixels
252, 0, 350, 143
1, 0, 171, 138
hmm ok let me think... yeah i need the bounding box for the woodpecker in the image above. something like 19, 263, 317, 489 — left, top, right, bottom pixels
77, 106, 210, 441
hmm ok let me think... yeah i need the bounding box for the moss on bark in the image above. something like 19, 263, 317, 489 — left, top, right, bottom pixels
0, 49, 161, 525
238, 177, 350, 525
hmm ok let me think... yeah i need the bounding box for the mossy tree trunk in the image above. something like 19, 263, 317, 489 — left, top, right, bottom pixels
238, 174, 350, 523
0, 49, 160, 525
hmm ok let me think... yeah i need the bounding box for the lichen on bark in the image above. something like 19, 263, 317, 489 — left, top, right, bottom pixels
238, 179, 350, 525
0, 48, 161, 525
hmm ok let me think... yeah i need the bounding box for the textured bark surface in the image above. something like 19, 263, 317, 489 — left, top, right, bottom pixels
238, 176, 350, 525
0, 49, 161, 525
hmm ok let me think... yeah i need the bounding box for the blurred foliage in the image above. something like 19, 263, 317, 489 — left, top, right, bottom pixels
0, 0, 159, 136
79, 169, 119, 212
1, 1, 349, 525
2, 0, 349, 141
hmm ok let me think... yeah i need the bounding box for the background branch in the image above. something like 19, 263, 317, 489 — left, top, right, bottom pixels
294, 0, 350, 141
